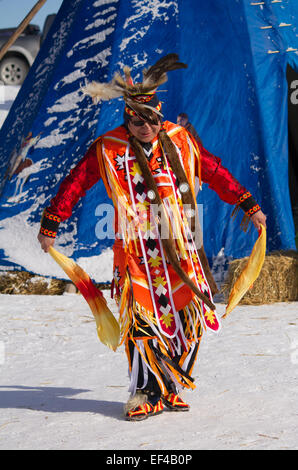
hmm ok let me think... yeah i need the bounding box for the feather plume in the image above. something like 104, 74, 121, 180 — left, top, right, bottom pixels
81, 54, 187, 107
113, 72, 139, 95
81, 80, 122, 103
123, 66, 134, 86
142, 53, 187, 88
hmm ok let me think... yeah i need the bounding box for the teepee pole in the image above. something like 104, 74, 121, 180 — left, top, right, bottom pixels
0, 0, 47, 62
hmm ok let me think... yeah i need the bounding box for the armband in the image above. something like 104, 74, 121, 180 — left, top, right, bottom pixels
39, 209, 61, 238
231, 192, 261, 232
237, 192, 260, 216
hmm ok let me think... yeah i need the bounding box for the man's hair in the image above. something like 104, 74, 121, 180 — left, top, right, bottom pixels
177, 112, 188, 120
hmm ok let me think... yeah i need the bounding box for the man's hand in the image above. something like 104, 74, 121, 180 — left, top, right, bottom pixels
251, 210, 267, 231
37, 233, 55, 253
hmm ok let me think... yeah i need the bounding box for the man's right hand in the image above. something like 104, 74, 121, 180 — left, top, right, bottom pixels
37, 233, 55, 253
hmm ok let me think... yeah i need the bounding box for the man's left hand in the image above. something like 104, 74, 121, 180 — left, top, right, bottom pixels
251, 210, 267, 230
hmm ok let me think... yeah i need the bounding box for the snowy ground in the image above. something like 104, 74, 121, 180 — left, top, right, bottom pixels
0, 86, 20, 128
0, 293, 297, 450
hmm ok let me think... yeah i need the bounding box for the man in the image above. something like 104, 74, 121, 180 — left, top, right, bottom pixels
177, 112, 202, 145
38, 54, 266, 421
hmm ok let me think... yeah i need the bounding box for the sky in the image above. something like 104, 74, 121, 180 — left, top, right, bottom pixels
0, 0, 64, 30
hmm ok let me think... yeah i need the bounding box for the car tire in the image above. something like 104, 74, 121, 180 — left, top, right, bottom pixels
0, 56, 29, 85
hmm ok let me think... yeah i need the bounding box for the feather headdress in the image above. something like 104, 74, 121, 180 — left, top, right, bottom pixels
81, 53, 187, 123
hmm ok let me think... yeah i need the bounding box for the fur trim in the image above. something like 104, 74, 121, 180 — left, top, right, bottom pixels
123, 391, 148, 414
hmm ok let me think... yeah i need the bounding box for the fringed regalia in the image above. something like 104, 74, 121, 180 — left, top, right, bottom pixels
40, 54, 261, 401
100, 122, 220, 396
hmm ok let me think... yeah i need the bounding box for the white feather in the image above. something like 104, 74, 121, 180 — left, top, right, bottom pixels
81, 81, 122, 103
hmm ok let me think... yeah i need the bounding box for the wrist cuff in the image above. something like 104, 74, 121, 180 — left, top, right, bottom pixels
238, 192, 260, 217
40, 209, 61, 238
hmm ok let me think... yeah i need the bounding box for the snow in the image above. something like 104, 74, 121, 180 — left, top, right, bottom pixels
0, 86, 20, 128
0, 293, 297, 450
120, 0, 178, 52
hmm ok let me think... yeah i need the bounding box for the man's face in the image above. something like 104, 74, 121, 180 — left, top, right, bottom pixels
128, 117, 161, 143
177, 116, 188, 127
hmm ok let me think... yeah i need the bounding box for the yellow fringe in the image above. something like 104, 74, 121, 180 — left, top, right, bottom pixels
95, 138, 112, 199
118, 272, 131, 343
189, 135, 202, 190
103, 160, 136, 220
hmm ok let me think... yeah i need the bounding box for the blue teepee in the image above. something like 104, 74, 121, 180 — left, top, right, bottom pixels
0, 0, 297, 282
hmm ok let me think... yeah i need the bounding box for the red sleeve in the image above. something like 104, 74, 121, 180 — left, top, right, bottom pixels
47, 141, 101, 221
197, 141, 247, 205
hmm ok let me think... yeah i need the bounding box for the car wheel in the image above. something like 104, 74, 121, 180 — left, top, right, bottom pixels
0, 56, 29, 85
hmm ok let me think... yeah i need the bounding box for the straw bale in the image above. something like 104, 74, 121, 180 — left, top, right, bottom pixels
222, 250, 298, 304
0, 271, 66, 295
0, 271, 110, 295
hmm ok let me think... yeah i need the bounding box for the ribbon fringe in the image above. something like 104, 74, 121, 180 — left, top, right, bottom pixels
231, 205, 252, 232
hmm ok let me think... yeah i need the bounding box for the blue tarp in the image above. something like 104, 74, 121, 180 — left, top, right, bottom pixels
0, 0, 297, 281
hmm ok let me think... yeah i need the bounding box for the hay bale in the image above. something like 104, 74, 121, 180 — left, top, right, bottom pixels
0, 271, 66, 295
0, 271, 110, 295
222, 250, 298, 304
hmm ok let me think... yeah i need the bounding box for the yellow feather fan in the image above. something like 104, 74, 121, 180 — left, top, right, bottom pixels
223, 224, 266, 318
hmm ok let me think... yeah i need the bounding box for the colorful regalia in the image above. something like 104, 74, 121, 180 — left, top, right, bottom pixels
39, 54, 261, 419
